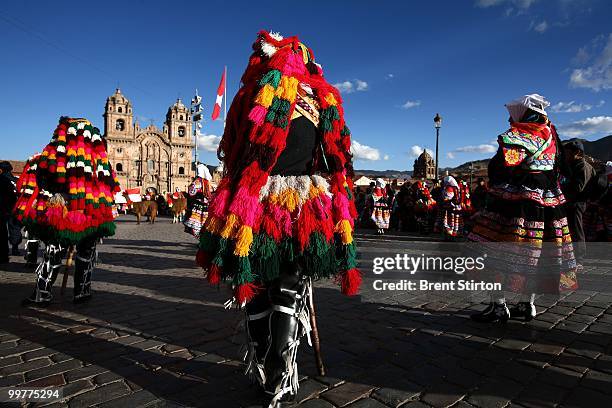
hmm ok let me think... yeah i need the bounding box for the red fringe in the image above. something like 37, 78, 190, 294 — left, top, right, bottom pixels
235, 283, 258, 304
341, 268, 362, 296
207, 263, 222, 285
196, 248, 210, 268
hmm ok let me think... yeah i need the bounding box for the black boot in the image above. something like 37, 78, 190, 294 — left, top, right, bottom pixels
24, 239, 40, 266
509, 302, 536, 321
22, 243, 65, 306
470, 302, 510, 323
263, 269, 310, 407
244, 292, 272, 387
73, 240, 96, 303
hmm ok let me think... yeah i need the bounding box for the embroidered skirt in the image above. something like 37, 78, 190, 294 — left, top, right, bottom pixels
184, 200, 208, 238
198, 175, 349, 288
467, 194, 578, 294
371, 203, 390, 229
435, 207, 464, 238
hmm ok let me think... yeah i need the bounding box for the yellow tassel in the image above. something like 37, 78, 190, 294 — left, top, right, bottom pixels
325, 93, 338, 106
254, 84, 275, 108
279, 189, 299, 212
281, 77, 299, 102
220, 213, 239, 239
308, 185, 320, 199
268, 194, 280, 206
206, 216, 225, 235
233, 225, 253, 256
336, 220, 353, 245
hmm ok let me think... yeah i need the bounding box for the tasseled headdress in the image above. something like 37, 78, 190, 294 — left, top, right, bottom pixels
14, 117, 120, 244
197, 31, 360, 304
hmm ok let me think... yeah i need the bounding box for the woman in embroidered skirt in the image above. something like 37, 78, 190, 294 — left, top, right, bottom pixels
195, 31, 360, 406
369, 178, 391, 234
16, 117, 120, 305
435, 175, 464, 240
468, 94, 578, 323
183, 163, 212, 238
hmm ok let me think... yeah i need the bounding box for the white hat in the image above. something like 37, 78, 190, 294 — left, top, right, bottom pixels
505, 94, 550, 123
443, 175, 458, 188
375, 178, 386, 188
197, 163, 212, 181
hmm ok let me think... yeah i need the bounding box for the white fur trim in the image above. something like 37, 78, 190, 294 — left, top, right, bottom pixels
83, 130, 91, 138
77, 122, 85, 129
260, 31, 283, 57
56, 145, 66, 153
68, 127, 77, 135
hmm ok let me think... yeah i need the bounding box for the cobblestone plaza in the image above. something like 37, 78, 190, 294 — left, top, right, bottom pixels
1, 216, 612, 407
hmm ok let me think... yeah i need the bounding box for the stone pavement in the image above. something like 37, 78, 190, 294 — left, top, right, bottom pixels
1, 216, 612, 408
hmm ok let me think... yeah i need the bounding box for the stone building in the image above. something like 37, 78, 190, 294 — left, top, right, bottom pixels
103, 89, 195, 193
413, 151, 436, 180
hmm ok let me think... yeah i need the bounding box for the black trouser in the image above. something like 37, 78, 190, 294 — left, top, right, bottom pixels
567, 202, 587, 263
0, 217, 8, 262
245, 267, 310, 403
29, 237, 97, 302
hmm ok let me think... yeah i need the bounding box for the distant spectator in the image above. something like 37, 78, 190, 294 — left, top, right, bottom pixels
0, 162, 18, 263
562, 140, 596, 269
472, 177, 488, 212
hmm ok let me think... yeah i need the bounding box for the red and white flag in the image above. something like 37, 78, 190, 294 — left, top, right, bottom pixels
211, 67, 226, 121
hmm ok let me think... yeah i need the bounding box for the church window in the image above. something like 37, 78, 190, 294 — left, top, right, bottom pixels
116, 163, 123, 172
118, 107, 123, 113
178, 126, 185, 137
179, 115, 184, 121
116, 119, 125, 131
179, 166, 185, 175
116, 148, 123, 154
147, 159, 155, 172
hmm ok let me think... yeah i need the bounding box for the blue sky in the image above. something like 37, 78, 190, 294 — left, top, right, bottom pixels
1, 0, 611, 170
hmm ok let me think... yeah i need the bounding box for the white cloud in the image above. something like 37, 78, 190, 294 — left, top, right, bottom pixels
409, 145, 433, 158
558, 116, 612, 138
532, 20, 548, 33
475, 0, 536, 9
383, 154, 390, 161
355, 80, 368, 91
446, 152, 456, 159
550, 100, 605, 113
351, 140, 381, 161
401, 100, 421, 109
386, 73, 394, 79
454, 144, 498, 154
333, 79, 369, 94
197, 133, 221, 152
569, 33, 612, 91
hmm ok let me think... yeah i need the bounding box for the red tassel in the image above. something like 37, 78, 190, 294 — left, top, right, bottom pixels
207, 263, 222, 285
235, 283, 258, 305
341, 268, 362, 296
196, 248, 210, 268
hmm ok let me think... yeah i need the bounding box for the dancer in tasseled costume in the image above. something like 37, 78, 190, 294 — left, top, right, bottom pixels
195, 31, 361, 406
16, 117, 120, 305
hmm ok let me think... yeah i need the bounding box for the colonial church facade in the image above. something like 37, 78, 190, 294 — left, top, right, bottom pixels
103, 89, 195, 193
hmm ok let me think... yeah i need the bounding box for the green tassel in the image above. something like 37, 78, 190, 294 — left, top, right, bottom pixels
232, 256, 255, 286
251, 234, 281, 282
341, 125, 351, 136
259, 70, 282, 88
265, 109, 276, 123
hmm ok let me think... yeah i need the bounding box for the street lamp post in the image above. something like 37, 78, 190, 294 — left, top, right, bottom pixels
434, 113, 442, 183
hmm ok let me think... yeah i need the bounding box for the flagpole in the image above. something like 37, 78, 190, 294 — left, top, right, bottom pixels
223, 65, 227, 130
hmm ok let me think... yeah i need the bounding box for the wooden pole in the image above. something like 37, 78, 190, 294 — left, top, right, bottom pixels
308, 285, 326, 377
60, 246, 75, 296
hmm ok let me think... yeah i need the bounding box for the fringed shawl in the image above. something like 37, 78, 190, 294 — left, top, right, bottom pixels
197, 31, 360, 304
